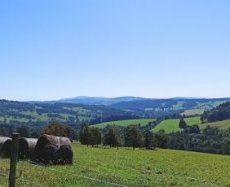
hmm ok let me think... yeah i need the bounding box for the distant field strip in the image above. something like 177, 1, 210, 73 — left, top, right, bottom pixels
181, 109, 205, 116
0, 143, 230, 186
199, 119, 230, 130
92, 118, 155, 128
185, 116, 201, 125
152, 117, 201, 133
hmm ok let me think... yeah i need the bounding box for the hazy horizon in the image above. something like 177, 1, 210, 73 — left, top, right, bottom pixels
1, 95, 230, 102
1, 0, 230, 101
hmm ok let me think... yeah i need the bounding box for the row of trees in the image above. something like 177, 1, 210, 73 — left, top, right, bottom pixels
0, 124, 41, 138
168, 126, 230, 154
79, 124, 168, 150
78, 123, 230, 155
0, 122, 75, 139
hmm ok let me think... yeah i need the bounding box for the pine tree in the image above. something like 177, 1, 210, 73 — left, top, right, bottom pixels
179, 118, 187, 129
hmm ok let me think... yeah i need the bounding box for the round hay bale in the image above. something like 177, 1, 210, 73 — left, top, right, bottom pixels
0, 139, 12, 158
18, 138, 38, 159
0, 137, 11, 153
33, 134, 73, 165
56, 144, 73, 165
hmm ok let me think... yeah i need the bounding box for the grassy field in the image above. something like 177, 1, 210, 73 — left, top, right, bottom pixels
199, 119, 230, 130
185, 116, 201, 126
0, 143, 230, 186
92, 118, 155, 128
152, 117, 201, 133
152, 119, 180, 133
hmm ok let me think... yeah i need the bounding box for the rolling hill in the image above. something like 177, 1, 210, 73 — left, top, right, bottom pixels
0, 100, 137, 128
47, 97, 230, 119
111, 98, 230, 116
202, 101, 230, 122
0, 97, 229, 128
45, 97, 230, 116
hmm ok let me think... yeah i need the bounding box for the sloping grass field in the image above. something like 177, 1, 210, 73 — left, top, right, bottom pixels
92, 118, 155, 128
152, 116, 230, 133
152, 119, 180, 133
199, 119, 230, 130
185, 116, 202, 126
0, 143, 230, 187
152, 117, 201, 133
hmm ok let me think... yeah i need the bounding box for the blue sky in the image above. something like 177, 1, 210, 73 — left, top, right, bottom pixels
1, 0, 230, 101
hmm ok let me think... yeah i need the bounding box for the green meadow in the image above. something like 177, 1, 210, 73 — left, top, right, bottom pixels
152, 117, 201, 133
185, 116, 202, 126
199, 119, 230, 130
92, 118, 155, 128
0, 143, 230, 186
152, 119, 180, 133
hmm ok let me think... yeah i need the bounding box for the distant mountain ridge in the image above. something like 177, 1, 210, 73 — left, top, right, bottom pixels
35, 96, 230, 106
55, 96, 147, 105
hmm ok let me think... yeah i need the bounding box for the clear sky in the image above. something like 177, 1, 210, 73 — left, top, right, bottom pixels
1, 0, 230, 101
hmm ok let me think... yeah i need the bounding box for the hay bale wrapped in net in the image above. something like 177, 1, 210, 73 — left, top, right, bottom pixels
33, 134, 73, 165
0, 138, 12, 158
0, 137, 10, 152
18, 138, 38, 159
0, 137, 11, 157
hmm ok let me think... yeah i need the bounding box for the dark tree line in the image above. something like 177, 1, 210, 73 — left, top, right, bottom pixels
79, 124, 159, 150
78, 123, 230, 155
167, 126, 230, 154
0, 121, 76, 139
0, 124, 41, 138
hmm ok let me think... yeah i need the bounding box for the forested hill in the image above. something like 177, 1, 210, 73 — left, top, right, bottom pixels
0, 100, 137, 128
110, 98, 230, 117
0, 98, 229, 128
46, 96, 230, 118
202, 101, 230, 122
